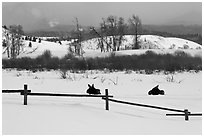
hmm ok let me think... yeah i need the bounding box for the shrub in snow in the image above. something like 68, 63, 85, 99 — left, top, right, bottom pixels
16, 72, 22, 77
183, 44, 189, 49
41, 50, 52, 59
64, 52, 75, 60
28, 42, 32, 47
124, 69, 132, 74
36, 50, 52, 65
166, 74, 175, 82
59, 70, 78, 81
35, 50, 60, 69
25, 36, 28, 40
174, 50, 189, 57
60, 69, 67, 79
46, 57, 60, 69
145, 50, 156, 55
109, 76, 119, 85
32, 37, 36, 42
169, 44, 176, 49
196, 46, 201, 50
34, 76, 39, 79
165, 74, 184, 84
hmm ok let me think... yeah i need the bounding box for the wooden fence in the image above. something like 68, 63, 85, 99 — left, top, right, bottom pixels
3, 84, 113, 110
3, 84, 202, 121
102, 97, 202, 121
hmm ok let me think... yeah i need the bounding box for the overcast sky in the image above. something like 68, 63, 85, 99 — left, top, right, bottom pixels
2, 2, 202, 31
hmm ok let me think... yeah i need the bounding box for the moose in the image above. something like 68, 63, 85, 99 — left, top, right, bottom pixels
86, 84, 101, 95
148, 85, 165, 95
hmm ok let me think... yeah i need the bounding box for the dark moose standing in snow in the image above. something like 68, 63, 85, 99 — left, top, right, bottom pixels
86, 84, 101, 95
148, 85, 165, 95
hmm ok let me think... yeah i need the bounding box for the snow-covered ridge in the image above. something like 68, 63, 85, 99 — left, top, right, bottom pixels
2, 27, 202, 59
82, 35, 202, 50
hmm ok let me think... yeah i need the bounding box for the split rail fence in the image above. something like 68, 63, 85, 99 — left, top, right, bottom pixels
102, 97, 202, 121
2, 84, 113, 110
2, 84, 202, 121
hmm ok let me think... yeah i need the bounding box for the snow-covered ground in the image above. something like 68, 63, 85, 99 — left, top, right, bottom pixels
2, 69, 202, 135
2, 28, 202, 134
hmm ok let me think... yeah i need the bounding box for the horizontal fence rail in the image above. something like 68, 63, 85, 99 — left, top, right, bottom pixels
25, 92, 113, 98
101, 97, 201, 121
2, 89, 31, 93
166, 112, 202, 121
102, 97, 186, 113
166, 113, 202, 116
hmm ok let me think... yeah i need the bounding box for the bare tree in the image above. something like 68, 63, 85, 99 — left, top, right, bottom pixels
106, 16, 127, 51
106, 15, 118, 51
129, 15, 142, 49
10, 25, 24, 58
117, 17, 127, 51
2, 26, 10, 58
70, 17, 84, 56
3, 25, 24, 58
90, 26, 110, 52
91, 16, 126, 52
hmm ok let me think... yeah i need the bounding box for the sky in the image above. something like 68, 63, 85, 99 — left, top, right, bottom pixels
2, 2, 202, 31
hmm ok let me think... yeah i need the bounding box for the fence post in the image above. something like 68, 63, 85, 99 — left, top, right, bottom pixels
105, 89, 109, 110
24, 84, 28, 105
184, 109, 189, 121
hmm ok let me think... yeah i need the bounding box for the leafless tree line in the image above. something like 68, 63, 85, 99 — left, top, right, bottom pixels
90, 14, 142, 52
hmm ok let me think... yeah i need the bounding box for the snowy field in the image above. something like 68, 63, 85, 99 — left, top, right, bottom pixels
2, 69, 202, 135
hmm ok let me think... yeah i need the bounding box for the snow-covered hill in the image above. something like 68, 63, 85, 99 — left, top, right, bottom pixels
82, 35, 202, 50
81, 35, 202, 58
2, 26, 202, 59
